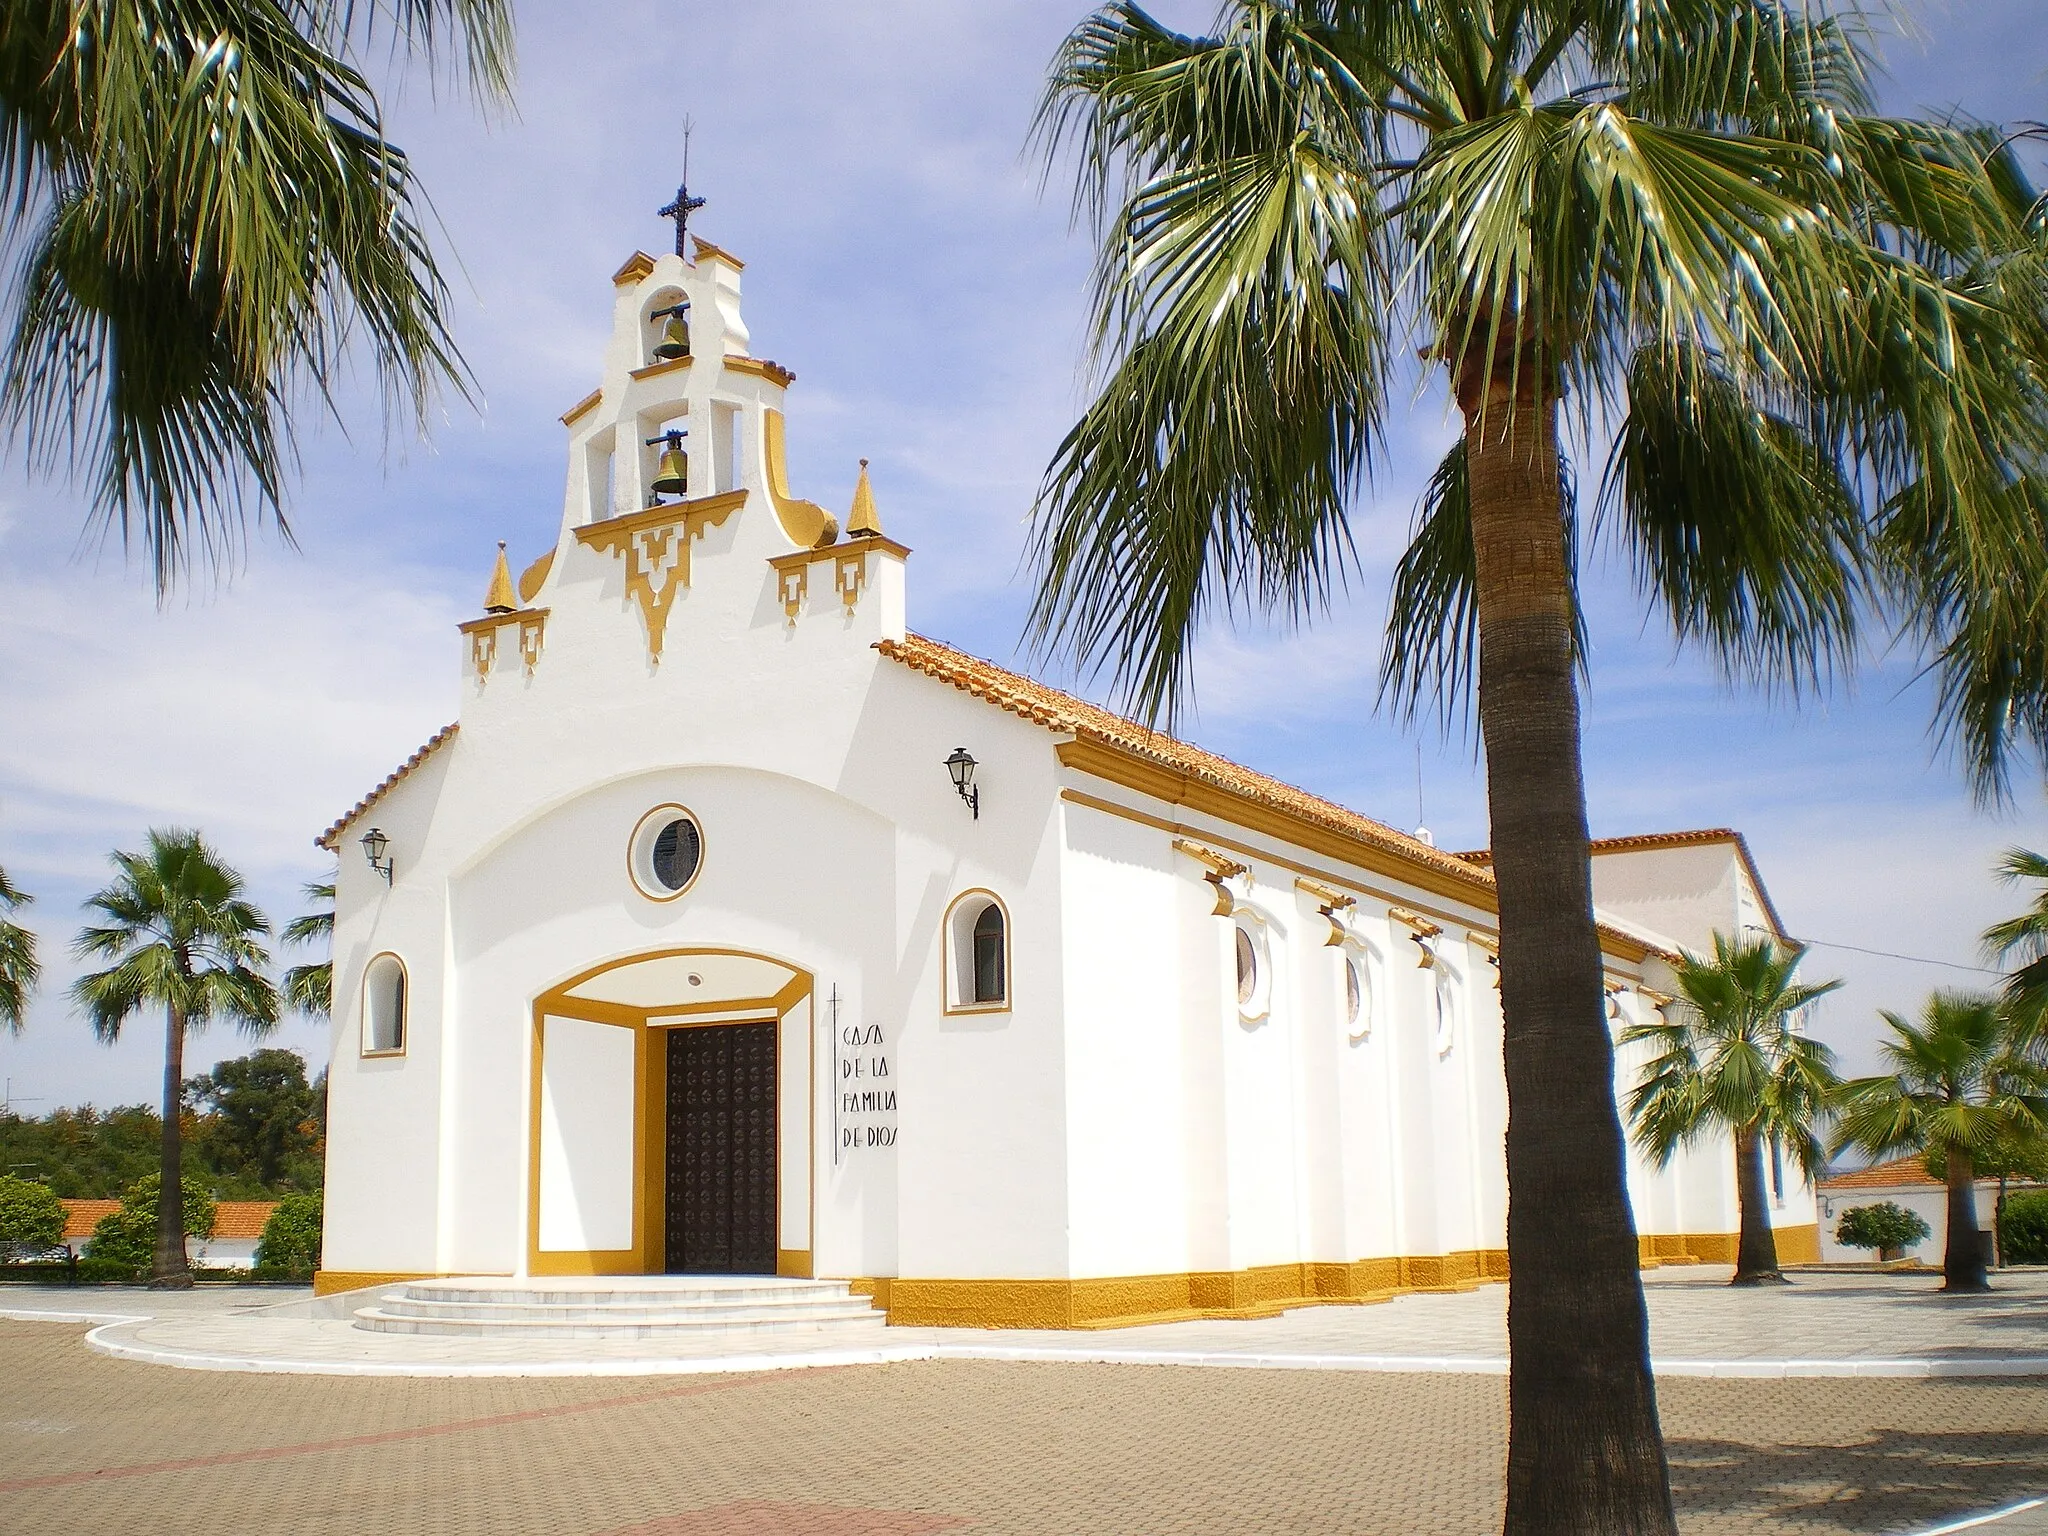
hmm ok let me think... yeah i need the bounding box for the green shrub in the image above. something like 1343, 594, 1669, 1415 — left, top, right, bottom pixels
1836, 1201, 1932, 1256
0, 1175, 66, 1259
2003, 1190, 2048, 1265
253, 1192, 322, 1278
74, 1256, 139, 1283
82, 1174, 218, 1278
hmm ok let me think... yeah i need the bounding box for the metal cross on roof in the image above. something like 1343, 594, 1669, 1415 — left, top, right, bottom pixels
657, 181, 705, 257
657, 119, 707, 256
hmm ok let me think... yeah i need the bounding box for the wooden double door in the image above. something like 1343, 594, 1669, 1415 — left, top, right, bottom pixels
663, 1022, 777, 1274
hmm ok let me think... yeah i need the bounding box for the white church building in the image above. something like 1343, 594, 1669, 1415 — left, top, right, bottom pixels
314, 231, 1820, 1327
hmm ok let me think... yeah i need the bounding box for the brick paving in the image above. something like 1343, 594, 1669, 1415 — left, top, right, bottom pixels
2, 1319, 2044, 1534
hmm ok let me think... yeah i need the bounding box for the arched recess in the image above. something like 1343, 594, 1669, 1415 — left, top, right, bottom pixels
943, 889, 1011, 1014
362, 953, 408, 1057
527, 946, 815, 1279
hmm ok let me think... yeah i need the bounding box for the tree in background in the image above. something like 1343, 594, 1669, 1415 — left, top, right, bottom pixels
1031, 6, 2048, 1529
1985, 848, 2048, 1026
83, 1172, 216, 1279
254, 1192, 322, 1279
0, 0, 514, 592
282, 879, 335, 1019
2004, 1190, 2048, 1265
0, 864, 39, 1032
1935, 1135, 2048, 1267
1834, 994, 2048, 1292
1834, 1201, 1931, 1263
185, 1047, 322, 1190
1623, 935, 1839, 1283
0, 1174, 66, 1259
0, 1104, 166, 1197
72, 830, 277, 1286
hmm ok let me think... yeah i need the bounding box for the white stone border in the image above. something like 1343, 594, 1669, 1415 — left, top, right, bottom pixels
1913, 1496, 2047, 1535
4, 1307, 2039, 1383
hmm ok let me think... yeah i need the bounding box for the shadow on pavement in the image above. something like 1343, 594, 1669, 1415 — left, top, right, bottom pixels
1668, 1426, 2048, 1533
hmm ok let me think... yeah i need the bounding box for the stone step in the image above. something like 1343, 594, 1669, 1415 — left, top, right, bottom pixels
373, 1293, 876, 1325
352, 1303, 890, 1340
404, 1279, 857, 1309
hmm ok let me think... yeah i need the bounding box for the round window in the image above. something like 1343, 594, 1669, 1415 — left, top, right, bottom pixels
629, 805, 704, 901
1235, 925, 1257, 1006
1344, 956, 1362, 1025
651, 818, 700, 891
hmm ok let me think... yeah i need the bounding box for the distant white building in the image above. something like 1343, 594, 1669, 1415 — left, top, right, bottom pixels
1818, 1156, 2016, 1267
313, 232, 1819, 1326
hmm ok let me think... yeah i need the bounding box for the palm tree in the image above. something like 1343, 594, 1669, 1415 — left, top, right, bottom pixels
1833, 993, 2048, 1293
1622, 934, 1839, 1284
0, 0, 513, 592
1031, 7, 2047, 1528
72, 830, 277, 1286
1985, 848, 2048, 1026
0, 864, 38, 1033
282, 878, 335, 1019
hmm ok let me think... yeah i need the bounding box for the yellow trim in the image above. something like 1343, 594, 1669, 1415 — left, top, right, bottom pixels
518, 548, 556, 605
360, 952, 409, 1058
574, 490, 748, 663
725, 355, 793, 388
458, 607, 548, 681
629, 356, 691, 382
762, 408, 836, 549
312, 1270, 490, 1296
526, 948, 815, 1279
1060, 785, 1651, 971
870, 1254, 1507, 1330
778, 1248, 813, 1279
691, 235, 745, 270
560, 389, 603, 427
626, 803, 705, 903
612, 252, 656, 285
941, 888, 1012, 1016
767, 537, 911, 622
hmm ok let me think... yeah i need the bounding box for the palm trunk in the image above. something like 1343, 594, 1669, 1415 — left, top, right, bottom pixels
1462, 375, 1676, 1536
153, 1000, 192, 1288
1942, 1148, 1988, 1293
1731, 1125, 1785, 1284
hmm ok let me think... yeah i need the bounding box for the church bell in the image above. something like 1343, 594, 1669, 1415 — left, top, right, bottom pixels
651, 302, 691, 362
646, 428, 689, 498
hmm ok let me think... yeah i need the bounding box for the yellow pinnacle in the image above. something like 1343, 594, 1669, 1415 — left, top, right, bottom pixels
846, 458, 883, 539
483, 541, 517, 614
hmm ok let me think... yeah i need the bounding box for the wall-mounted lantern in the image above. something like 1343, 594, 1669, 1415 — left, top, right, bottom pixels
361, 827, 393, 885
944, 747, 979, 820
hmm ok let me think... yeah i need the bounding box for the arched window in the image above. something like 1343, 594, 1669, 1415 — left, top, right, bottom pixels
363, 953, 407, 1056
972, 905, 1006, 1004
945, 892, 1010, 1013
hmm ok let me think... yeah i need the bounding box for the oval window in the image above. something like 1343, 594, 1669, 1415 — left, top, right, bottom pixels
1235, 926, 1257, 1006
629, 805, 704, 901
1345, 956, 1362, 1025
651, 817, 701, 891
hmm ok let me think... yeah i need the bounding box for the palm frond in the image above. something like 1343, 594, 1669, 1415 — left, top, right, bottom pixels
1603, 343, 1863, 690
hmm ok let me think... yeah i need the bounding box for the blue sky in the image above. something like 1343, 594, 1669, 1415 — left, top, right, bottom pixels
2, 0, 2045, 1112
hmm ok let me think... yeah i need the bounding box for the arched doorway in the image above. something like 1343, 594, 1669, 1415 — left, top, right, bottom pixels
526, 948, 814, 1278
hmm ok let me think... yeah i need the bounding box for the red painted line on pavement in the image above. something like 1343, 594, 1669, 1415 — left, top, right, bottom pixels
0, 1369, 827, 1495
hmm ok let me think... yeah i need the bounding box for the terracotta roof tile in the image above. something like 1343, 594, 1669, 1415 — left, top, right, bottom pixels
209, 1202, 278, 1239
316, 723, 459, 851
877, 634, 1493, 889
1819, 1155, 1941, 1191
59, 1199, 121, 1241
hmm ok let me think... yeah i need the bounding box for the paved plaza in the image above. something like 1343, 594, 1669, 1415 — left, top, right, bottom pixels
9, 1266, 2048, 1379
3, 1269, 2047, 1534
